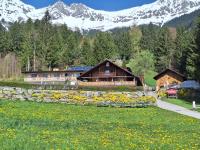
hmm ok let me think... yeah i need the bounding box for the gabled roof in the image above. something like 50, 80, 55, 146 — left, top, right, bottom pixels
79, 59, 134, 78
154, 68, 186, 80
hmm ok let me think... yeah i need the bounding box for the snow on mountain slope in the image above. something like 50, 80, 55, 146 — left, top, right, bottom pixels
0, 0, 35, 22
1, 0, 200, 31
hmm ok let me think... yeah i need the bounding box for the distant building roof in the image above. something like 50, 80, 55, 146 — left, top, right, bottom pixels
67, 66, 93, 72
23, 66, 93, 74
154, 68, 186, 80
180, 80, 200, 89
22, 70, 83, 74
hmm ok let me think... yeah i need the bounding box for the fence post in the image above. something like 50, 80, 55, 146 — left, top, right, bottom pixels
193, 101, 196, 109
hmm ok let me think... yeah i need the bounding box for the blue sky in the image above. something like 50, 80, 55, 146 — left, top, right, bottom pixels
23, 0, 156, 11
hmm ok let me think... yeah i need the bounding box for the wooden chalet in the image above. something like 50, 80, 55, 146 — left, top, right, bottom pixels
154, 68, 186, 91
78, 60, 142, 86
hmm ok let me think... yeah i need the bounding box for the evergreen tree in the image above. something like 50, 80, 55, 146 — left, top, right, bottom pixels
193, 16, 200, 81
140, 23, 160, 54
80, 38, 95, 65
93, 32, 117, 63
42, 10, 51, 25
154, 27, 176, 72
129, 26, 142, 54
0, 24, 10, 55
175, 27, 196, 76
113, 31, 132, 60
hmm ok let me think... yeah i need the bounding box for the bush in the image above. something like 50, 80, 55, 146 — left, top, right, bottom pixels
157, 90, 167, 98
178, 89, 200, 103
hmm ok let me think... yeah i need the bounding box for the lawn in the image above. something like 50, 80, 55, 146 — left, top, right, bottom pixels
0, 81, 35, 89
144, 70, 157, 87
0, 100, 200, 149
163, 98, 193, 109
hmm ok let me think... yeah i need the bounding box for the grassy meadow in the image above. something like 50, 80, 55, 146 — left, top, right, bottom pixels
144, 70, 157, 87
0, 100, 200, 149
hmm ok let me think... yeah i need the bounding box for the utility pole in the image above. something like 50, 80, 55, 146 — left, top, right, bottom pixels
33, 41, 36, 71
27, 56, 30, 71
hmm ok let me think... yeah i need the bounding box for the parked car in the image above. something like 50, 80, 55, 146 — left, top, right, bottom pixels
166, 88, 178, 98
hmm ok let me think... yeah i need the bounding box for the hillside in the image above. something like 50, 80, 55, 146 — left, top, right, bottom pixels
165, 9, 200, 28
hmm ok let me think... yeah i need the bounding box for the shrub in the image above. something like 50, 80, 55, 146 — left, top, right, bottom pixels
51, 92, 64, 100
178, 89, 200, 103
157, 90, 167, 98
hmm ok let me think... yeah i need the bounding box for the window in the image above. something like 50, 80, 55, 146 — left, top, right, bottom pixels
54, 73, 60, 78
106, 62, 110, 67
105, 69, 110, 75
31, 74, 37, 78
43, 73, 48, 78
74, 73, 80, 77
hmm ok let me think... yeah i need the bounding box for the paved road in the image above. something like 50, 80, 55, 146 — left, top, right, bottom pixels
157, 99, 200, 119
147, 91, 200, 119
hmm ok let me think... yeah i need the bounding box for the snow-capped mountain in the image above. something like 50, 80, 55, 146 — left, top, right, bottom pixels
1, 0, 200, 31
0, 0, 35, 22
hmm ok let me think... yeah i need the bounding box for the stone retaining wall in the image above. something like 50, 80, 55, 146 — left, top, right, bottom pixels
0, 86, 156, 108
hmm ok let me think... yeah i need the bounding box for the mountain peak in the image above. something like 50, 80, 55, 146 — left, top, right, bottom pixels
52, 0, 66, 7
69, 3, 90, 10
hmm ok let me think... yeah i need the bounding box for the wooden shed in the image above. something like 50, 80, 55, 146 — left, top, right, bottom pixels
78, 59, 142, 86
154, 68, 186, 91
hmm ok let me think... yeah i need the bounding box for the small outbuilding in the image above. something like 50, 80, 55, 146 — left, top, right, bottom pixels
154, 68, 186, 91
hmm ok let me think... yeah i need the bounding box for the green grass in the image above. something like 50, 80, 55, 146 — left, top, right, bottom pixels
163, 98, 193, 109
163, 98, 200, 112
0, 81, 34, 89
144, 70, 157, 87
0, 100, 200, 149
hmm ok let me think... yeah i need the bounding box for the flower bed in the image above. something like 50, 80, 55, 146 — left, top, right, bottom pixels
31, 91, 156, 108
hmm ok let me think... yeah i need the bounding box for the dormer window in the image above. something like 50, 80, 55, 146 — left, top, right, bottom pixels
106, 62, 110, 67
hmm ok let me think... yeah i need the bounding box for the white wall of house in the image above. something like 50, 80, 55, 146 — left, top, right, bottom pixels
24, 72, 80, 83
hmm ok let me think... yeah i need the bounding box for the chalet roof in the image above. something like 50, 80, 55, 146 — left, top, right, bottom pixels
154, 68, 186, 80
79, 59, 134, 78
